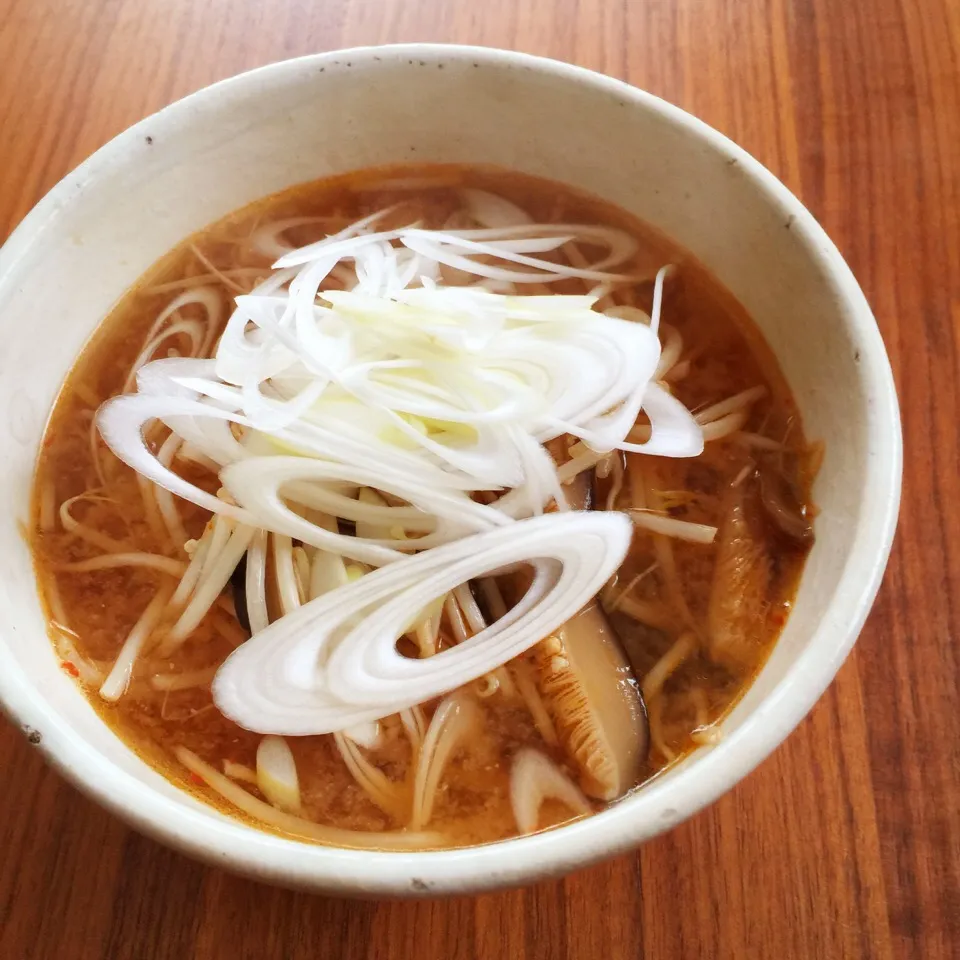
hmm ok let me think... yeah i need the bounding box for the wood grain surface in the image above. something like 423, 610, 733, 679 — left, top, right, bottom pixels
1, 1, 957, 958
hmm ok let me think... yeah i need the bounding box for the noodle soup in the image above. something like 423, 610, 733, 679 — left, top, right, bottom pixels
30, 165, 817, 849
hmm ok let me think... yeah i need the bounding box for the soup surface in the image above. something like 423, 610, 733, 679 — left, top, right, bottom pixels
30, 165, 818, 848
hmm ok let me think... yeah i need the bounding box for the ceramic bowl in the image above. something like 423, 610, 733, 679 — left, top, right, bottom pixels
0, 44, 901, 896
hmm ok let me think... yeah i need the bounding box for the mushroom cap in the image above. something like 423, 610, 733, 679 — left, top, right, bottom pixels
534, 602, 648, 801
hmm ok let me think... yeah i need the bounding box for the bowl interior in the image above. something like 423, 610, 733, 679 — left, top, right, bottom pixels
0, 46, 899, 894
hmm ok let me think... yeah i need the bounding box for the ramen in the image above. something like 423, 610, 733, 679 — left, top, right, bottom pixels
30, 165, 818, 849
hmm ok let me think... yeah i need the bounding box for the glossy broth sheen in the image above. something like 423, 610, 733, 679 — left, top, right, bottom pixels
31, 165, 816, 847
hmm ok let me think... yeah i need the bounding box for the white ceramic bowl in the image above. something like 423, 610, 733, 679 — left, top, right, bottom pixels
0, 44, 900, 896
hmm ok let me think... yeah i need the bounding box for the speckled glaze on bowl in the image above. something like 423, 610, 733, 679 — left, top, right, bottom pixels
0, 45, 900, 896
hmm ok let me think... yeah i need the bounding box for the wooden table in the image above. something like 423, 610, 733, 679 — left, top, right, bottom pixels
1, 1, 957, 957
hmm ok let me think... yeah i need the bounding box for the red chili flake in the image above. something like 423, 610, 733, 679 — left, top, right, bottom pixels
189, 773, 206, 786
60, 661, 80, 677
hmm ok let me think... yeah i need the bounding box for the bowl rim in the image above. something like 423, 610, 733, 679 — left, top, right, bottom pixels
0, 42, 902, 896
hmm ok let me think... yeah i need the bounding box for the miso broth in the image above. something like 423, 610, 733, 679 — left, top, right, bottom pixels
30, 165, 818, 849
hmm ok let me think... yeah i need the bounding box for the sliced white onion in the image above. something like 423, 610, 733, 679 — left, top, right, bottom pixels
251, 217, 343, 258
99, 234, 701, 541
90, 212, 714, 761
402, 222, 639, 278
123, 287, 222, 392
274, 224, 405, 270
333, 731, 407, 819
97, 393, 254, 525
309, 548, 350, 599
510, 748, 591, 834
256, 735, 301, 814
271, 533, 301, 617
460, 188, 533, 228
213, 511, 633, 734
605, 383, 705, 458
219, 456, 507, 566
410, 693, 481, 828
400, 233, 629, 285
401, 706, 427, 752
340, 720, 382, 749
245, 529, 269, 634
